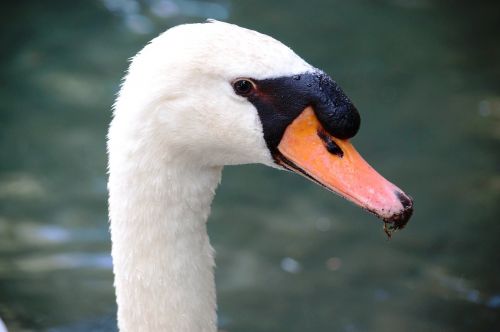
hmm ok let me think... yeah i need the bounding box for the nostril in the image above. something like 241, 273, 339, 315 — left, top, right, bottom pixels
317, 129, 344, 157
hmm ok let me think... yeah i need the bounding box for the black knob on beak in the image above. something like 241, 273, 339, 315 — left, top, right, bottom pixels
312, 73, 361, 140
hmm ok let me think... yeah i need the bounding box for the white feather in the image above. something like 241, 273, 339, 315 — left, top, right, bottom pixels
0, 317, 7, 332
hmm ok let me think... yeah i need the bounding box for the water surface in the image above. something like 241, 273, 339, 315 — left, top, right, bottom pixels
0, 0, 499, 331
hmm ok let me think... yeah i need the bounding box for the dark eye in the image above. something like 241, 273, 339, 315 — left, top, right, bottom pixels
233, 79, 255, 96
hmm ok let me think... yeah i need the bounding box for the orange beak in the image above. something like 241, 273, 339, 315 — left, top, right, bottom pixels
276, 107, 413, 236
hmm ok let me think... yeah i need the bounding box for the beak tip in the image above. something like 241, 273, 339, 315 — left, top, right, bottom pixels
382, 191, 414, 237
395, 190, 413, 211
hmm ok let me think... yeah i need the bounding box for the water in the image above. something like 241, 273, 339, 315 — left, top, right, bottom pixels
1, 0, 499, 331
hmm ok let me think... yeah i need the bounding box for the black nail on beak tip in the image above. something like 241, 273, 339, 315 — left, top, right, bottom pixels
396, 191, 413, 211
383, 191, 413, 238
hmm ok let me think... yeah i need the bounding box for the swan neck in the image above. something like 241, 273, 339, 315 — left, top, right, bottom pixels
108, 148, 222, 331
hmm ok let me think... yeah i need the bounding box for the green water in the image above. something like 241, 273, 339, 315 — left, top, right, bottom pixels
1, 0, 499, 331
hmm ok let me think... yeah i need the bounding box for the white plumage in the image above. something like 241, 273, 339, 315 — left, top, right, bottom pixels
0, 316, 7, 332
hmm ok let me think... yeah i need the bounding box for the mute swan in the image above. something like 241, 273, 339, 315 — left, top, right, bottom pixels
107, 21, 413, 332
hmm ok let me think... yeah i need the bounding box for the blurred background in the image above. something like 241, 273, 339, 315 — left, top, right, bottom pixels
0, 0, 499, 331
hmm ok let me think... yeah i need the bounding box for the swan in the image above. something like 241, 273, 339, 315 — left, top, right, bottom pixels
107, 20, 413, 332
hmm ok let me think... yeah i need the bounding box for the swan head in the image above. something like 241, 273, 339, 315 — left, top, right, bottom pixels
113, 20, 413, 231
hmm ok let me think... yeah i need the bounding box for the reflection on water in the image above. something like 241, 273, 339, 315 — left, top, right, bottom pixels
0, 0, 499, 331
102, 0, 230, 34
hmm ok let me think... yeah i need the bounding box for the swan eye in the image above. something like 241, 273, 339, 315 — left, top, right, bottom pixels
233, 79, 255, 96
